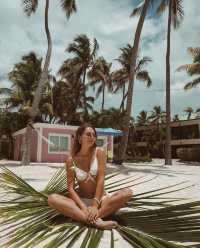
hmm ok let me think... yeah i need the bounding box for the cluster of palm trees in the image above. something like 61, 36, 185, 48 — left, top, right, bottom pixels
0, 36, 153, 161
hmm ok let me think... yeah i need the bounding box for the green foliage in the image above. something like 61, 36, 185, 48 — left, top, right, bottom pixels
125, 154, 152, 163
177, 47, 200, 90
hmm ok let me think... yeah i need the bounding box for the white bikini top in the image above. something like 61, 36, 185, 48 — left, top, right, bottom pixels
72, 148, 98, 183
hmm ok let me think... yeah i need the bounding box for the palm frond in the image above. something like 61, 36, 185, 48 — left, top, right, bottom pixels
136, 70, 152, 87
1, 166, 200, 247
176, 64, 193, 72
130, 1, 145, 17
156, 0, 168, 16
0, 88, 12, 95
184, 77, 200, 90
22, 0, 38, 16
171, 0, 184, 29
60, 0, 77, 19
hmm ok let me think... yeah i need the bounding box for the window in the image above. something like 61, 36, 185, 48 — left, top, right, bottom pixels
96, 136, 107, 148
96, 138, 104, 147
172, 124, 200, 140
48, 134, 70, 153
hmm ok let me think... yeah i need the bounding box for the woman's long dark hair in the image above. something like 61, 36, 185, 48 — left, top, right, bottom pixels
71, 123, 97, 157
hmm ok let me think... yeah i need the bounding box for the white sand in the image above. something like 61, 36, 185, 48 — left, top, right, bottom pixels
0, 159, 200, 247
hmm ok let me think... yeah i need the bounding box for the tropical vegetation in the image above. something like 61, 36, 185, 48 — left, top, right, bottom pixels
177, 47, 200, 90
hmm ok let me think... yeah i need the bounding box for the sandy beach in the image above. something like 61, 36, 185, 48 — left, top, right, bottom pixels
0, 159, 200, 247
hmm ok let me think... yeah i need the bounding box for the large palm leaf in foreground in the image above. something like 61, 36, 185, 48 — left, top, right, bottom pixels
0, 167, 200, 247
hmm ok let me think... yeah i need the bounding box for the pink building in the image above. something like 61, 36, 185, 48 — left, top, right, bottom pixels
13, 123, 121, 163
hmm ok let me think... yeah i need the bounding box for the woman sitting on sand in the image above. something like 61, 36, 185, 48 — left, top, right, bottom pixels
48, 123, 133, 230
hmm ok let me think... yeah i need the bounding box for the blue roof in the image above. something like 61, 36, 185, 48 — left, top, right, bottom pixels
96, 127, 123, 136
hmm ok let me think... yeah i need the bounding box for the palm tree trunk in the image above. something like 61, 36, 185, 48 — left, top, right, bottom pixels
21, 0, 52, 165
165, 0, 172, 165
120, 84, 126, 111
101, 85, 105, 111
118, 0, 150, 162
82, 69, 88, 116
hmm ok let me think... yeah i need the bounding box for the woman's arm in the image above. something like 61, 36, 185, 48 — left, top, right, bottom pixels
66, 157, 87, 210
92, 148, 106, 208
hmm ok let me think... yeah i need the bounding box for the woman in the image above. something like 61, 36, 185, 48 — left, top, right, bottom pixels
48, 123, 133, 230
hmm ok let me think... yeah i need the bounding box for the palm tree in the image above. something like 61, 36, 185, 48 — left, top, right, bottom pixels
118, 0, 153, 163
137, 110, 150, 125
149, 106, 166, 158
39, 78, 56, 123
177, 47, 200, 89
173, 114, 179, 121
184, 107, 194, 120
57, 58, 94, 123
157, 0, 184, 165
112, 44, 152, 111
0, 52, 42, 115
1, 167, 200, 247
100, 108, 127, 130
149, 105, 166, 124
66, 34, 99, 114
196, 108, 200, 118
88, 57, 112, 111
0, 112, 28, 159
21, 0, 77, 165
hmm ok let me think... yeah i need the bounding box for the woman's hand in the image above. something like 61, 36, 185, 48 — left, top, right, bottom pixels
82, 206, 89, 219
87, 206, 99, 223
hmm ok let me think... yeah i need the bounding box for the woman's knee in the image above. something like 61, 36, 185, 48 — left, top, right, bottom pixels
121, 188, 133, 201
47, 194, 61, 207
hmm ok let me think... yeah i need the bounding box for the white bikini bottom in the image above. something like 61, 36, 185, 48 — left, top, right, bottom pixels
80, 192, 111, 207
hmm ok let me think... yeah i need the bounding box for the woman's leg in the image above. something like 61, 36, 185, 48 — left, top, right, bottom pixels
98, 188, 133, 219
48, 194, 119, 229
48, 194, 87, 223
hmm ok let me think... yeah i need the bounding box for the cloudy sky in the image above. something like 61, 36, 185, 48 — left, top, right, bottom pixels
0, 0, 199, 120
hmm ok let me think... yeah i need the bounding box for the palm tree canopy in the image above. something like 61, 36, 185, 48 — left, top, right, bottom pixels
22, 0, 77, 19
149, 105, 166, 123
113, 44, 152, 94
137, 110, 150, 125
183, 107, 194, 120
136, 70, 152, 87
5, 52, 43, 112
88, 56, 113, 98
157, 0, 184, 29
177, 47, 200, 90
22, 0, 38, 16
60, 0, 77, 19
67, 34, 99, 67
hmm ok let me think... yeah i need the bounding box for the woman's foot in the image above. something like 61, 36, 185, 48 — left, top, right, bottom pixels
93, 218, 118, 230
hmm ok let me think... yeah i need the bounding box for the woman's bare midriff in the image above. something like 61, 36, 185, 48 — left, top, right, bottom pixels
76, 180, 97, 198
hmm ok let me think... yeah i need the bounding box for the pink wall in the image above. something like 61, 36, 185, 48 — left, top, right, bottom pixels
41, 128, 75, 163
31, 129, 38, 162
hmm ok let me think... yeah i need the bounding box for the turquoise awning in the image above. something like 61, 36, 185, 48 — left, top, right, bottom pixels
96, 128, 123, 137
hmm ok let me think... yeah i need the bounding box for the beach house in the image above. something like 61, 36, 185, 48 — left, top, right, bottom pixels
12, 123, 122, 163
